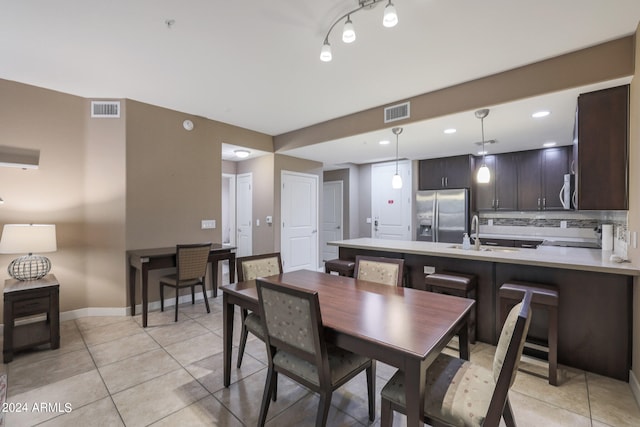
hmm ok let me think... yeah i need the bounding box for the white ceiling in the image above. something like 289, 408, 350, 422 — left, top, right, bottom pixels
2, 1, 640, 167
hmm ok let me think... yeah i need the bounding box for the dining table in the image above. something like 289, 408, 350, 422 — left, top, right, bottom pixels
221, 269, 474, 427
128, 244, 235, 327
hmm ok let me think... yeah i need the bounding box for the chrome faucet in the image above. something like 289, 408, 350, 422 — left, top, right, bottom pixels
471, 215, 480, 250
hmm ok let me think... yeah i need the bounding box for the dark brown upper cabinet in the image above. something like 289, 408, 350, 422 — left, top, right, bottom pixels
418, 154, 474, 190
474, 153, 517, 211
576, 85, 629, 210
517, 147, 572, 211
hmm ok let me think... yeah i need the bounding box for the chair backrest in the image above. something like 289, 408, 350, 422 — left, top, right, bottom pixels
237, 252, 283, 281
484, 290, 533, 426
255, 278, 329, 380
354, 255, 404, 286
176, 243, 211, 281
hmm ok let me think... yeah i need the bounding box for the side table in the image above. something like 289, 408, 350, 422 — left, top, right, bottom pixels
3, 274, 60, 363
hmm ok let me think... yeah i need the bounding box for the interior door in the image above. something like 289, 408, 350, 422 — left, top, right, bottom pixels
371, 161, 412, 240
321, 181, 343, 264
236, 173, 252, 257
221, 173, 236, 246
281, 171, 318, 272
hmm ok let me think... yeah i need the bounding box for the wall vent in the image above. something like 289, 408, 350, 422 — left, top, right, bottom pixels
91, 101, 120, 118
384, 102, 410, 123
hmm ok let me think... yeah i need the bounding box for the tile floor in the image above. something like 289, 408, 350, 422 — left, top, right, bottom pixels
2, 295, 640, 426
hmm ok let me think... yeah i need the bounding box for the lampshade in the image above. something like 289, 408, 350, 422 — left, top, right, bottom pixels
392, 173, 403, 189
342, 17, 356, 43
320, 41, 332, 62
477, 165, 491, 183
0, 224, 57, 280
383, 1, 398, 27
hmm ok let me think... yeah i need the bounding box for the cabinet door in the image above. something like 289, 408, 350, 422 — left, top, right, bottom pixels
577, 85, 629, 210
444, 155, 473, 188
516, 150, 542, 210
494, 153, 517, 210
474, 155, 496, 210
418, 159, 445, 190
542, 146, 571, 210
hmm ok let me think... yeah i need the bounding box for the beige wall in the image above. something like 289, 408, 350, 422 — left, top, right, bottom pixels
629, 25, 640, 390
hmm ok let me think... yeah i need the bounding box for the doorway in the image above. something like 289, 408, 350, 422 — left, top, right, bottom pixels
281, 171, 318, 272
236, 172, 253, 257
221, 173, 236, 246
321, 180, 343, 265
371, 160, 412, 240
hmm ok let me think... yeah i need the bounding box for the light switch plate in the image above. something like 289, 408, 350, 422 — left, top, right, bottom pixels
201, 220, 216, 229
560, 220, 567, 229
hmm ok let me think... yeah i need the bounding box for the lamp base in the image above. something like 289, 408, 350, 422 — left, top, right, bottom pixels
7, 254, 51, 281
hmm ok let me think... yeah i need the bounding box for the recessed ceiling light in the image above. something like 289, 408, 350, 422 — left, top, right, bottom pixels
478, 150, 488, 155
532, 110, 550, 118
543, 141, 557, 147
444, 128, 457, 134
234, 149, 250, 158
379, 139, 391, 145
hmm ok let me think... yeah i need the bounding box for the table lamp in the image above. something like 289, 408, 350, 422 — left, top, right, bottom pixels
0, 224, 57, 280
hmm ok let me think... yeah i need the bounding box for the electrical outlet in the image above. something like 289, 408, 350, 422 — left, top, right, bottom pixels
560, 220, 567, 229
201, 220, 216, 229
423, 266, 435, 274
488, 219, 493, 226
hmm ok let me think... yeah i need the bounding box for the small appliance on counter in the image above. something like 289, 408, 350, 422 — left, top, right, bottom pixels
416, 188, 469, 244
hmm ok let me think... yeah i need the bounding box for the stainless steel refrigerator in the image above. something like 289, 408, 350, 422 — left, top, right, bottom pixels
416, 189, 469, 243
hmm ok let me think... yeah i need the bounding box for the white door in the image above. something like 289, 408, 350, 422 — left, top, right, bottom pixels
221, 173, 236, 246
321, 181, 343, 264
281, 171, 318, 272
371, 161, 412, 240
236, 173, 253, 257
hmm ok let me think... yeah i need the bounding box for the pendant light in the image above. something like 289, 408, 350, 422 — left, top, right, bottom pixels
342, 15, 356, 43
391, 127, 403, 189
475, 109, 491, 184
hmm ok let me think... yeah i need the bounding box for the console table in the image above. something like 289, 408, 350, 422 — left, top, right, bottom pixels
3, 274, 60, 363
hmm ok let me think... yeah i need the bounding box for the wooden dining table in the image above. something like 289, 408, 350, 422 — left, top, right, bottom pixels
128, 244, 235, 327
221, 269, 474, 427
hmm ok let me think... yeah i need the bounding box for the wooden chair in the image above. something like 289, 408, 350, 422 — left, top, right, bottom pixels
380, 291, 533, 427
236, 252, 283, 369
159, 243, 211, 322
354, 255, 404, 286
256, 278, 376, 427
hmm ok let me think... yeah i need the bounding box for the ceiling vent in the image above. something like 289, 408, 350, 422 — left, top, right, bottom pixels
384, 102, 410, 123
91, 101, 120, 118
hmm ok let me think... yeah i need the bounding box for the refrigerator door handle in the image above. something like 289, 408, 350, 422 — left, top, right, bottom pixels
433, 197, 439, 242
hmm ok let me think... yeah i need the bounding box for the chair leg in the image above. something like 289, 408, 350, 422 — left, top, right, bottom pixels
191, 285, 195, 305
160, 283, 165, 312
174, 288, 179, 322
366, 361, 376, 421
502, 396, 517, 427
380, 396, 393, 427
236, 308, 250, 368
257, 367, 277, 427
201, 283, 211, 313
316, 390, 332, 427
273, 371, 277, 402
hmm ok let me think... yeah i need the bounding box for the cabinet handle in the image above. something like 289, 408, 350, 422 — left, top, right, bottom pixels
543, 198, 546, 208
441, 177, 445, 187
445, 177, 448, 187
492, 199, 495, 208
537, 198, 541, 208
496, 199, 499, 209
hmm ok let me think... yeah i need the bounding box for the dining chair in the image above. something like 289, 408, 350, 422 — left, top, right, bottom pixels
236, 252, 283, 369
255, 278, 376, 427
354, 255, 405, 286
159, 243, 211, 322
380, 290, 533, 427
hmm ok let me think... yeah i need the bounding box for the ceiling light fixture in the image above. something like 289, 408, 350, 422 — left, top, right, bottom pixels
532, 110, 550, 118
475, 109, 491, 184
320, 0, 398, 62
379, 139, 390, 145
444, 128, 457, 134
543, 141, 557, 147
391, 127, 403, 189
234, 149, 250, 159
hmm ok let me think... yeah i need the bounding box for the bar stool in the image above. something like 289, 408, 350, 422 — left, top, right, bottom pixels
499, 280, 558, 386
425, 272, 477, 344
324, 259, 355, 277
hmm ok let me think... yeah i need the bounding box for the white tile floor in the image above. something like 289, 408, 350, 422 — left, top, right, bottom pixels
2, 294, 640, 426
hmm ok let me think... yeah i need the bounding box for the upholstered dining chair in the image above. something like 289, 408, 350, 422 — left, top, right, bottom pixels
159, 243, 211, 322
380, 290, 533, 427
236, 252, 283, 369
354, 255, 405, 287
255, 278, 376, 427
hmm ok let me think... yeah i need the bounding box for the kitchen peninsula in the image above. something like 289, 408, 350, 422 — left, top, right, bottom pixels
329, 238, 639, 381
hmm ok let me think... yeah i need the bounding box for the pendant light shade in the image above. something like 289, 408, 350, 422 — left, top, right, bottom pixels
320, 40, 332, 62
383, 1, 398, 27
391, 127, 403, 189
475, 108, 491, 184
342, 16, 356, 43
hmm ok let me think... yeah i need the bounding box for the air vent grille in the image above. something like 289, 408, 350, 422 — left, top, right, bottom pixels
91, 101, 120, 118
384, 102, 410, 123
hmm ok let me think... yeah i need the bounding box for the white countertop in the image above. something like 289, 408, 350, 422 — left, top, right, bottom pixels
328, 238, 640, 276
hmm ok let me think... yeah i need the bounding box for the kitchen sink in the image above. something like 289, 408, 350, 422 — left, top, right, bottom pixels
447, 244, 519, 253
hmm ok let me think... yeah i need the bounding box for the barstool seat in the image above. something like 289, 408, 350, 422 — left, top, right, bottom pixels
324, 259, 355, 277
425, 272, 477, 344
499, 280, 559, 386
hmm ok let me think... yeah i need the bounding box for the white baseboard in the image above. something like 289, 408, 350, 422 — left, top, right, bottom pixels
631, 369, 640, 409
2, 289, 218, 330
